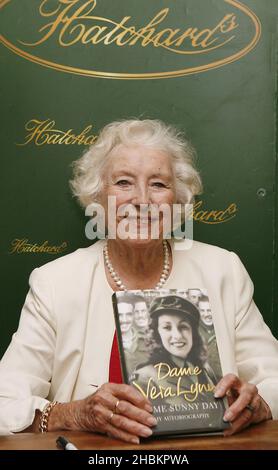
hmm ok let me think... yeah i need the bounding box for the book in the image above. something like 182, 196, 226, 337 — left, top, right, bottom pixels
112, 288, 229, 437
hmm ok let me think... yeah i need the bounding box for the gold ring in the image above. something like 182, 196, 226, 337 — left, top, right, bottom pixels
245, 404, 255, 413
114, 399, 120, 413
108, 411, 114, 423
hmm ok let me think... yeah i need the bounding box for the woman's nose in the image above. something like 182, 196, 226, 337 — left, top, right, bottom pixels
171, 329, 181, 339
131, 184, 150, 205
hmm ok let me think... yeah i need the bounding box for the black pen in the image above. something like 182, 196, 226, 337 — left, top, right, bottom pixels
56, 435, 78, 450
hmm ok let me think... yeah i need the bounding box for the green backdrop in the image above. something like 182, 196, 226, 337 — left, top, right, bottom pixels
0, 0, 277, 357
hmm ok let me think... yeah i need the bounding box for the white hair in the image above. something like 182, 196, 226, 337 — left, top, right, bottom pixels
70, 119, 203, 207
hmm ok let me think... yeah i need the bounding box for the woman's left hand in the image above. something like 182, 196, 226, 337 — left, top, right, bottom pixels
214, 373, 272, 436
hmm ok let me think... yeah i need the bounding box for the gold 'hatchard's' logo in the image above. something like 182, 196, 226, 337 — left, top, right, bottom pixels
0, 0, 261, 79
9, 238, 68, 254
17, 118, 98, 146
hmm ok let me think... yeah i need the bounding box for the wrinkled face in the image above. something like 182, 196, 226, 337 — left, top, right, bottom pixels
134, 301, 149, 328
157, 314, 193, 359
199, 301, 213, 326
118, 302, 133, 333
100, 145, 176, 244
188, 289, 202, 305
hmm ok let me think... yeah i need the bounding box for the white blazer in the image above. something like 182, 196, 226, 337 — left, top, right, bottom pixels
0, 239, 278, 433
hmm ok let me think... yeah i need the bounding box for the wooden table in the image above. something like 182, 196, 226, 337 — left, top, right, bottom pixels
0, 420, 277, 450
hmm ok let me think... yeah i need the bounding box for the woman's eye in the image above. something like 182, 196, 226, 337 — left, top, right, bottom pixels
180, 325, 190, 331
116, 180, 131, 186
152, 182, 166, 188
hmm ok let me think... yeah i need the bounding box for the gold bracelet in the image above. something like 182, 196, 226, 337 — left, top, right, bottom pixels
39, 401, 59, 433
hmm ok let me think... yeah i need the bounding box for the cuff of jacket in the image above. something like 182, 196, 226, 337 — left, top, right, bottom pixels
257, 381, 278, 420
0, 396, 49, 434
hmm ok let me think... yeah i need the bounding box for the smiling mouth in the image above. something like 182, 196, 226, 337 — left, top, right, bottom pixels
170, 342, 186, 347
120, 212, 160, 218
121, 217, 159, 221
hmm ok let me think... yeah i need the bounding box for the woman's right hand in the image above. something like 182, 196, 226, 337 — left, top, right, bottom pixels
49, 383, 157, 444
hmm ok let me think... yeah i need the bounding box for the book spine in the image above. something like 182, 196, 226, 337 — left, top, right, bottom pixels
111, 293, 129, 383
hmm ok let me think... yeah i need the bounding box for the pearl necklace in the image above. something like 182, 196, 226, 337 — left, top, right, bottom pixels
103, 240, 170, 291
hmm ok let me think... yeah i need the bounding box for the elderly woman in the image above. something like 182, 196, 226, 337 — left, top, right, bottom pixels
0, 119, 277, 443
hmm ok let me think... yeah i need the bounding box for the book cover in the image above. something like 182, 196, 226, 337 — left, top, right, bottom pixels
112, 289, 229, 437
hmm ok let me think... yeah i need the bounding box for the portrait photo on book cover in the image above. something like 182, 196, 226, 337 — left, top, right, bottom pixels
113, 289, 229, 436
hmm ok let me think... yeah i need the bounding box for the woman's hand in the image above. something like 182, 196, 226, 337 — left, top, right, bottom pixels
214, 373, 272, 436
50, 383, 157, 444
